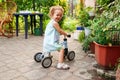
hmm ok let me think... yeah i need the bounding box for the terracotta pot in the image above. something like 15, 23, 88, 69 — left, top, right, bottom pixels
94, 41, 120, 69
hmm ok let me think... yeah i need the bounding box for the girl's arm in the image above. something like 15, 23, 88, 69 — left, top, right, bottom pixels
53, 21, 67, 36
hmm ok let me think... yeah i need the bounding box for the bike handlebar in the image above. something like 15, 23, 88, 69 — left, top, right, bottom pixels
67, 34, 71, 38
64, 34, 71, 38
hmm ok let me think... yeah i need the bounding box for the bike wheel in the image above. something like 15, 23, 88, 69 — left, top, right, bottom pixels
41, 57, 52, 68
34, 52, 43, 62
67, 51, 75, 61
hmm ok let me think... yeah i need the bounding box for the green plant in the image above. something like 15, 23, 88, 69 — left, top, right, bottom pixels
96, 0, 114, 7
82, 35, 95, 52
89, 0, 120, 45
78, 10, 90, 27
78, 0, 90, 27
116, 62, 120, 80
117, 58, 120, 69
62, 17, 78, 32
116, 64, 120, 80
78, 31, 85, 43
114, 58, 120, 71
85, 7, 94, 12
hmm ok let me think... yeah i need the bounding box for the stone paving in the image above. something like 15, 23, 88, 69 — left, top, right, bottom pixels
0, 34, 115, 80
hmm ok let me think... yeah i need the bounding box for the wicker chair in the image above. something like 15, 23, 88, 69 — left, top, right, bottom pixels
0, 1, 17, 38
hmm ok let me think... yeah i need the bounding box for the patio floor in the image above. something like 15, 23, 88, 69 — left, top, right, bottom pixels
0, 34, 115, 80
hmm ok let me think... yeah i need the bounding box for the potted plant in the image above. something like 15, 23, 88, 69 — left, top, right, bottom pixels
91, 0, 120, 69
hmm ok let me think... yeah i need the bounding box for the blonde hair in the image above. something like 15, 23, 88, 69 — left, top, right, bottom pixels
49, 6, 64, 17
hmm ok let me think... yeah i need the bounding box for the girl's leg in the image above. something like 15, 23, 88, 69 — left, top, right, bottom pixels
57, 48, 70, 70
58, 49, 64, 63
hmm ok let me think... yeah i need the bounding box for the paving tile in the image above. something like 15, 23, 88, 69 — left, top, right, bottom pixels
40, 76, 56, 80
17, 66, 33, 73
73, 68, 93, 80
6, 61, 26, 69
0, 70, 21, 80
48, 70, 73, 80
0, 61, 5, 67
12, 76, 28, 80
0, 66, 9, 73
65, 75, 84, 80
23, 69, 47, 80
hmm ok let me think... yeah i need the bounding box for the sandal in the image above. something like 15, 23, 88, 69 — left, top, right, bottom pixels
57, 63, 70, 70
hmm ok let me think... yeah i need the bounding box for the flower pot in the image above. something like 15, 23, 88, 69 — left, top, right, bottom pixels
94, 41, 120, 69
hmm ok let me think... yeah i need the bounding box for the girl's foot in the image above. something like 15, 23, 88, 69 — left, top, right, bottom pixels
57, 63, 70, 70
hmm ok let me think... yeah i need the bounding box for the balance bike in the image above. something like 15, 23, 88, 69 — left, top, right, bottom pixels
34, 35, 75, 68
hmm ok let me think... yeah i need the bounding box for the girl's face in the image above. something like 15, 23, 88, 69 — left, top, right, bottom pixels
52, 10, 63, 22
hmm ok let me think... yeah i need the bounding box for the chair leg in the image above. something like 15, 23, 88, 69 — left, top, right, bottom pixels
0, 21, 5, 36
0, 22, 13, 38
6, 23, 14, 37
9, 23, 14, 35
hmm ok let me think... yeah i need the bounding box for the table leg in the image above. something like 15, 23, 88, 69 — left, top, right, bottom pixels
15, 15, 19, 36
39, 15, 43, 36
23, 15, 28, 39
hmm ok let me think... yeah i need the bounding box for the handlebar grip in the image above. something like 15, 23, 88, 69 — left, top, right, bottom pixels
67, 34, 71, 38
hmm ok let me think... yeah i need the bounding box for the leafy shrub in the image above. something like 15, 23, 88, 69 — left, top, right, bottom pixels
62, 17, 78, 32
78, 31, 85, 43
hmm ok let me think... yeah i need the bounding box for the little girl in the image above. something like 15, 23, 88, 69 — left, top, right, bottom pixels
43, 6, 70, 70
